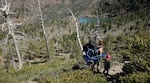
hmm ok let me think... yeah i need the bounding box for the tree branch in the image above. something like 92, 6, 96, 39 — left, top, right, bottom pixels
4, 31, 11, 43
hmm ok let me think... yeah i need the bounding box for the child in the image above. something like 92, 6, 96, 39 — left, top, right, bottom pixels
103, 54, 111, 75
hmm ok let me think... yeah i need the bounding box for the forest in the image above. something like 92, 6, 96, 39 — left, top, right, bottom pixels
0, 0, 150, 83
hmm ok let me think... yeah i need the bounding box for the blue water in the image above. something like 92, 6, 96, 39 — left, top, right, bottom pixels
78, 17, 111, 24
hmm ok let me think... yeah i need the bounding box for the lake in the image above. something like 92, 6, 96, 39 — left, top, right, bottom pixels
78, 17, 111, 24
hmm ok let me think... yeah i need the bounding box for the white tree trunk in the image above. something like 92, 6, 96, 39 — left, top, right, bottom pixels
7, 19, 23, 70
0, 1, 23, 70
38, 0, 50, 61
68, 9, 83, 53
11, 33, 22, 70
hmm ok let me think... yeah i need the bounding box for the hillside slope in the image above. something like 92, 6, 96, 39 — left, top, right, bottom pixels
0, 0, 150, 83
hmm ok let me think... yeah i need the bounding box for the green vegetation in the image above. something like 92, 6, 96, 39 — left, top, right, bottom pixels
0, 48, 2, 55
21, 22, 41, 36
0, 56, 77, 83
0, 0, 150, 83
58, 33, 83, 60
37, 70, 106, 83
122, 27, 150, 73
0, 31, 6, 41
119, 72, 150, 83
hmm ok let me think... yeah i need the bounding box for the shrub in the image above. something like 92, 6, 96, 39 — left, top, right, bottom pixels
119, 72, 150, 83
0, 32, 6, 40
103, 34, 115, 52
123, 27, 150, 73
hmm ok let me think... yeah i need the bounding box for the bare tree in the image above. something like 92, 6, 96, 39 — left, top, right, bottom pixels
37, 0, 50, 62
67, 9, 84, 55
0, 0, 24, 70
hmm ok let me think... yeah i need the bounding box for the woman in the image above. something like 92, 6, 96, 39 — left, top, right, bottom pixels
98, 40, 103, 56
93, 40, 104, 72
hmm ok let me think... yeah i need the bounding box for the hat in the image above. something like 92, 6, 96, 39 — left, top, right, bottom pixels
106, 54, 111, 59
